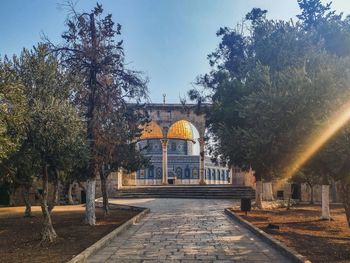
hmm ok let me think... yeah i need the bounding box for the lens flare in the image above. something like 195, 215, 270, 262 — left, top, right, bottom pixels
276, 101, 350, 188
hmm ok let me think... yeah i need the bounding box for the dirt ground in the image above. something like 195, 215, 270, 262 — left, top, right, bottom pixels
232, 204, 350, 263
0, 205, 139, 263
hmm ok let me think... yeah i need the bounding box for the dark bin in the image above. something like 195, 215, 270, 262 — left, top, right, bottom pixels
241, 198, 251, 215
277, 190, 284, 200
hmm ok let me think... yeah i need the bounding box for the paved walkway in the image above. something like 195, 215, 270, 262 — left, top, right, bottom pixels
88, 198, 291, 263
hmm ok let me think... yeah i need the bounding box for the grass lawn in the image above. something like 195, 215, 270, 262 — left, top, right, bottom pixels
232, 204, 350, 263
0, 204, 139, 263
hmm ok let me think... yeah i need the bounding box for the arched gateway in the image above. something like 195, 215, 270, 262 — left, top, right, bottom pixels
134, 103, 230, 185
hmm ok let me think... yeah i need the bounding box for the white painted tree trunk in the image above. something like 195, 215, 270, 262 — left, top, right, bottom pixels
68, 183, 74, 205
262, 182, 274, 201
321, 184, 331, 220
255, 180, 263, 209
85, 179, 96, 225
117, 170, 123, 190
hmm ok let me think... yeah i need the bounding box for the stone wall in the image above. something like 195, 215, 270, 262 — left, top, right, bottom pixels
300, 182, 341, 203
6, 170, 123, 206
230, 167, 255, 187
95, 171, 120, 197
10, 180, 56, 206
145, 103, 207, 136
122, 171, 137, 186
9, 179, 82, 206
272, 180, 342, 203
229, 171, 343, 203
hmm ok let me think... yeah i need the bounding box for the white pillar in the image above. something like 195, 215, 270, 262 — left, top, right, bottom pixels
117, 169, 123, 190
198, 137, 206, 185
321, 184, 331, 220
161, 139, 168, 185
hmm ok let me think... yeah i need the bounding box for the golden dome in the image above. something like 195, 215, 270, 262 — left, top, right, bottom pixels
167, 120, 194, 141
140, 121, 163, 140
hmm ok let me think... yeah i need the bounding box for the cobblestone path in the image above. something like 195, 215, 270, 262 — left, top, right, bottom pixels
88, 198, 291, 263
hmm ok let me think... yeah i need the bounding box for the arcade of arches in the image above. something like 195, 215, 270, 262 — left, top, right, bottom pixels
134, 103, 230, 185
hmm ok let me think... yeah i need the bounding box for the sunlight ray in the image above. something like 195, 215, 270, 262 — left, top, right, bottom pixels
276, 101, 350, 188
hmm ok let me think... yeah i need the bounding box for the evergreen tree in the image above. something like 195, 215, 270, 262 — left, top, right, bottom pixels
191, 0, 350, 219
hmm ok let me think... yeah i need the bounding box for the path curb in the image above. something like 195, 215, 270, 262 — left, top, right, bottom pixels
67, 204, 150, 263
224, 208, 311, 263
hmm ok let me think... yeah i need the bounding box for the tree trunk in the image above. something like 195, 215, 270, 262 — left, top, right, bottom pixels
85, 178, 96, 225
84, 12, 98, 226
22, 184, 32, 217
100, 167, 109, 216
255, 180, 263, 209
40, 165, 57, 242
287, 184, 294, 210
8, 186, 15, 206
331, 179, 337, 203
68, 182, 74, 205
321, 184, 331, 220
310, 185, 314, 205
48, 172, 59, 213
339, 180, 350, 227
262, 182, 274, 201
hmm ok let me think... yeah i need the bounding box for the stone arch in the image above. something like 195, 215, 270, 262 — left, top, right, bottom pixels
145, 104, 207, 138
135, 103, 210, 185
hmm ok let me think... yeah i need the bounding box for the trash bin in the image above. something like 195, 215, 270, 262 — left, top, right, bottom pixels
241, 198, 251, 215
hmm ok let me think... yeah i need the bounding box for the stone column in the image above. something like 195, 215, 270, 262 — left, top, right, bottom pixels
230, 166, 234, 185
116, 169, 123, 190
198, 137, 206, 185
161, 139, 168, 184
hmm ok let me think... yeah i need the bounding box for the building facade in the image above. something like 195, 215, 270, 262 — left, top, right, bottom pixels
134, 103, 230, 185
136, 139, 230, 185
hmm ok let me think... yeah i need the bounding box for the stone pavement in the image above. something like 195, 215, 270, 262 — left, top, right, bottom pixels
88, 198, 291, 263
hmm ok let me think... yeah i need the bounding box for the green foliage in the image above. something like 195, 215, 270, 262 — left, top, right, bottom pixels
0, 44, 88, 193
291, 168, 321, 186
297, 0, 336, 29
13, 44, 72, 102
0, 58, 27, 162
28, 98, 86, 171
192, 1, 350, 184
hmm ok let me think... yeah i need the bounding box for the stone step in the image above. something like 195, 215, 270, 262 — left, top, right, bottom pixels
114, 195, 253, 199
114, 186, 255, 199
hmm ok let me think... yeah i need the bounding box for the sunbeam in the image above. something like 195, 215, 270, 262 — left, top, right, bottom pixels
276, 101, 350, 188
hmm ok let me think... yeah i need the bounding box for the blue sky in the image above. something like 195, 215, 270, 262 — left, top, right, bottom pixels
1, 0, 350, 103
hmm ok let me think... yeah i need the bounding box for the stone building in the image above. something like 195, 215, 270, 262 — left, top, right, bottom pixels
130, 103, 230, 185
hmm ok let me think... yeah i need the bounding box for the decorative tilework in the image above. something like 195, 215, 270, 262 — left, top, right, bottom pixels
136, 139, 230, 183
